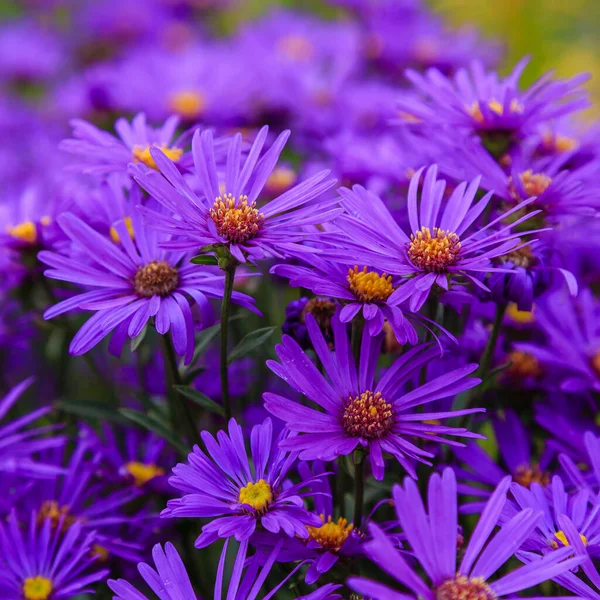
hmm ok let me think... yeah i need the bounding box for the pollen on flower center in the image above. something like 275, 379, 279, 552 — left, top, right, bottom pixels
307, 514, 353, 551
23, 576, 53, 600
37, 500, 76, 532
499, 244, 536, 269
506, 303, 534, 325
209, 193, 265, 244
342, 391, 394, 440
506, 351, 542, 380
7, 220, 38, 244
514, 463, 550, 488
436, 575, 496, 600
124, 461, 165, 486
302, 298, 337, 329
169, 90, 206, 119
134, 260, 179, 298
468, 98, 524, 124
347, 266, 394, 303
132, 145, 183, 170
239, 479, 273, 513
510, 170, 552, 199
551, 530, 588, 549
408, 226, 461, 273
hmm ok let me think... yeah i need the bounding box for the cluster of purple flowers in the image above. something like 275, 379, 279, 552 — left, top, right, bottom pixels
1, 0, 600, 599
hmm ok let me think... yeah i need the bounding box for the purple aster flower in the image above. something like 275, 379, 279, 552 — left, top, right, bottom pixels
59, 113, 198, 183
130, 126, 338, 263
559, 431, 600, 496
39, 211, 257, 363
162, 417, 322, 548
349, 468, 584, 600
0, 378, 66, 480
264, 311, 483, 480
454, 409, 553, 513
518, 289, 600, 393
281, 296, 341, 351
399, 58, 590, 149
0, 509, 108, 600
335, 165, 540, 311
272, 257, 418, 344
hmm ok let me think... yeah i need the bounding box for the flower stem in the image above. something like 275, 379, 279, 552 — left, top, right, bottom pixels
220, 263, 237, 421
353, 453, 366, 528
477, 302, 507, 381
161, 335, 201, 447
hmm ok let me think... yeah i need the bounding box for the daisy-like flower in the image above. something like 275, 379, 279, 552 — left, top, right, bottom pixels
59, 112, 199, 182
0, 378, 66, 479
559, 431, 600, 495
131, 125, 338, 263
162, 417, 322, 548
335, 165, 541, 312
264, 311, 483, 480
39, 210, 258, 363
398, 58, 589, 148
0, 510, 108, 600
272, 256, 418, 343
349, 468, 584, 600
454, 409, 553, 513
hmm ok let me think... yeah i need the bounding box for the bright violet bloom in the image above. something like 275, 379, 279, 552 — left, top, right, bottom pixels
0, 378, 66, 479
60, 113, 197, 182
0, 510, 108, 599
39, 211, 257, 363
162, 418, 322, 548
264, 312, 483, 480
398, 58, 590, 139
131, 125, 338, 263
560, 431, 600, 495
349, 468, 584, 600
272, 256, 418, 343
336, 165, 540, 311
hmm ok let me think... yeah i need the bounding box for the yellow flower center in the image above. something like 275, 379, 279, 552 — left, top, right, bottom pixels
132, 145, 183, 170
506, 303, 534, 325
134, 260, 179, 298
7, 221, 38, 244
307, 515, 354, 551
542, 132, 579, 153
37, 500, 76, 532
436, 575, 496, 600
209, 194, 265, 244
510, 170, 552, 200
551, 530, 588, 549
239, 479, 273, 513
91, 544, 110, 562
468, 98, 524, 124
342, 391, 394, 440
169, 90, 206, 119
347, 266, 394, 303
265, 166, 297, 195
124, 461, 165, 486
23, 576, 53, 600
514, 463, 551, 488
110, 216, 134, 244
277, 35, 314, 61
408, 226, 461, 273
506, 351, 542, 380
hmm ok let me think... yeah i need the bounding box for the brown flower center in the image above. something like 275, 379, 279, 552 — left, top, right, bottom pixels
408, 226, 461, 273
499, 244, 536, 269
506, 350, 542, 380
134, 260, 179, 298
37, 500, 77, 532
514, 463, 551, 488
342, 391, 394, 440
436, 575, 496, 600
209, 194, 265, 244
509, 170, 552, 200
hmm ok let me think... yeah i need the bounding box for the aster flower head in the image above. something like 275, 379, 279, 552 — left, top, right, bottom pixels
336, 165, 541, 312
349, 468, 584, 600
265, 311, 484, 480
281, 296, 340, 350
399, 58, 590, 154
131, 125, 338, 264
59, 113, 197, 183
39, 210, 258, 363
0, 509, 108, 600
0, 378, 66, 480
272, 256, 418, 344
162, 417, 322, 548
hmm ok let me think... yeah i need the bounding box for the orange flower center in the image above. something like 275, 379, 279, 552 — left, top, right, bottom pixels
342, 391, 394, 439
134, 260, 179, 298
209, 194, 265, 244
408, 226, 461, 273
307, 515, 353, 551
347, 266, 394, 303
436, 575, 496, 600
514, 463, 551, 488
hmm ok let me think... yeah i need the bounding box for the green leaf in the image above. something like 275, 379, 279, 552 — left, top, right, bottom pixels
130, 324, 148, 352
182, 366, 206, 385
190, 255, 219, 266
228, 326, 276, 365
56, 400, 128, 424
173, 385, 224, 416
120, 408, 189, 455
188, 314, 245, 367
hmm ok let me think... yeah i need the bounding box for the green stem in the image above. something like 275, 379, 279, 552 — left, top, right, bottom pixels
477, 302, 507, 381
220, 263, 237, 421
353, 454, 366, 528
161, 335, 201, 446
